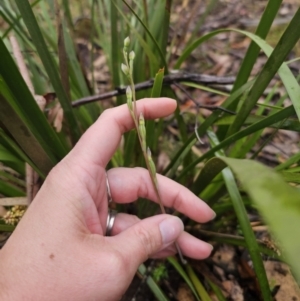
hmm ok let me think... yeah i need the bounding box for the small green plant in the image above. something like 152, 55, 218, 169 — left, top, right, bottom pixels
152, 263, 168, 282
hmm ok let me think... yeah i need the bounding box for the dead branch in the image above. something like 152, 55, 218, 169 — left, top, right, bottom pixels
71, 72, 235, 108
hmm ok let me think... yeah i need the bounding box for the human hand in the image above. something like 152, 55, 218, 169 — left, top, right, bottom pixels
0, 98, 215, 301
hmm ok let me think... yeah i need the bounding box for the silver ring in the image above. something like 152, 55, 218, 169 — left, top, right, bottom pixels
106, 209, 117, 236
106, 172, 113, 204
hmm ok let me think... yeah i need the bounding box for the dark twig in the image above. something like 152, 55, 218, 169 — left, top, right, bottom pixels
71, 72, 235, 108
173, 82, 236, 115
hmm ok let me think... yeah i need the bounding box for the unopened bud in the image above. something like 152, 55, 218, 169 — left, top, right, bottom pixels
129, 51, 135, 61
123, 37, 130, 54
147, 147, 152, 158
126, 86, 133, 111
147, 147, 156, 177
139, 113, 146, 151
126, 86, 132, 99
124, 37, 130, 47
121, 63, 130, 77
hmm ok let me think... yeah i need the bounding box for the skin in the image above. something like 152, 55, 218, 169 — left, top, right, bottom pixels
0, 98, 215, 301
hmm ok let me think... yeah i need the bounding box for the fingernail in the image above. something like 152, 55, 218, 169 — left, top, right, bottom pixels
159, 217, 184, 246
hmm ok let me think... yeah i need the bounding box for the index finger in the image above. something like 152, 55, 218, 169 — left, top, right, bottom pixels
69, 98, 177, 167
108, 167, 216, 223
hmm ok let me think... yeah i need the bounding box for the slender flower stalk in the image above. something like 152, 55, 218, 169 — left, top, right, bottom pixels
121, 37, 186, 264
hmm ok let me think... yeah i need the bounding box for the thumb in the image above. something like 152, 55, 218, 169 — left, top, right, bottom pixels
110, 214, 183, 271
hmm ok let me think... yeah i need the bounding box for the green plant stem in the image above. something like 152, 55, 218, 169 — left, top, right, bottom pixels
123, 47, 186, 264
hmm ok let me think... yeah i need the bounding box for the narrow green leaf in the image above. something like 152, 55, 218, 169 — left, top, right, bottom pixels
0, 38, 68, 172
164, 80, 253, 177
175, 27, 300, 132
196, 230, 280, 259
0, 171, 25, 188
63, 24, 90, 98
145, 68, 165, 148
179, 105, 295, 179
220, 157, 300, 283
14, 0, 81, 143
122, 0, 168, 72
0, 180, 25, 197
193, 155, 227, 195
186, 265, 212, 301
61, 0, 74, 31
0, 224, 16, 232
166, 138, 195, 178
138, 264, 169, 301
0, 91, 54, 177
276, 152, 300, 171
280, 171, 300, 184
167, 257, 200, 301
123, 131, 137, 167
207, 279, 227, 301
112, 0, 159, 72
110, 0, 123, 105
151, 68, 165, 98
215, 115, 300, 132
227, 8, 300, 135
206, 131, 271, 301
158, 0, 171, 66
0, 129, 39, 176
232, 0, 283, 93
0, 145, 24, 175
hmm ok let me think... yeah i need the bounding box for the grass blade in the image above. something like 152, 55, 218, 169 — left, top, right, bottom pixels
15, 0, 81, 143
146, 68, 165, 149
138, 264, 169, 301
207, 131, 271, 300
232, 0, 283, 94
0, 93, 52, 177
221, 157, 300, 283
110, 0, 123, 105
122, 0, 168, 73
227, 8, 300, 136
0, 38, 68, 158
186, 265, 212, 301
167, 257, 200, 301
179, 105, 295, 179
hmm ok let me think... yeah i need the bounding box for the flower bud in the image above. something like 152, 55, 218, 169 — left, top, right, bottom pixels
123, 37, 130, 54
121, 63, 130, 77
147, 147, 156, 177
129, 51, 135, 61
124, 36, 130, 47
126, 85, 132, 99
126, 86, 133, 111
139, 113, 146, 151
147, 147, 152, 158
